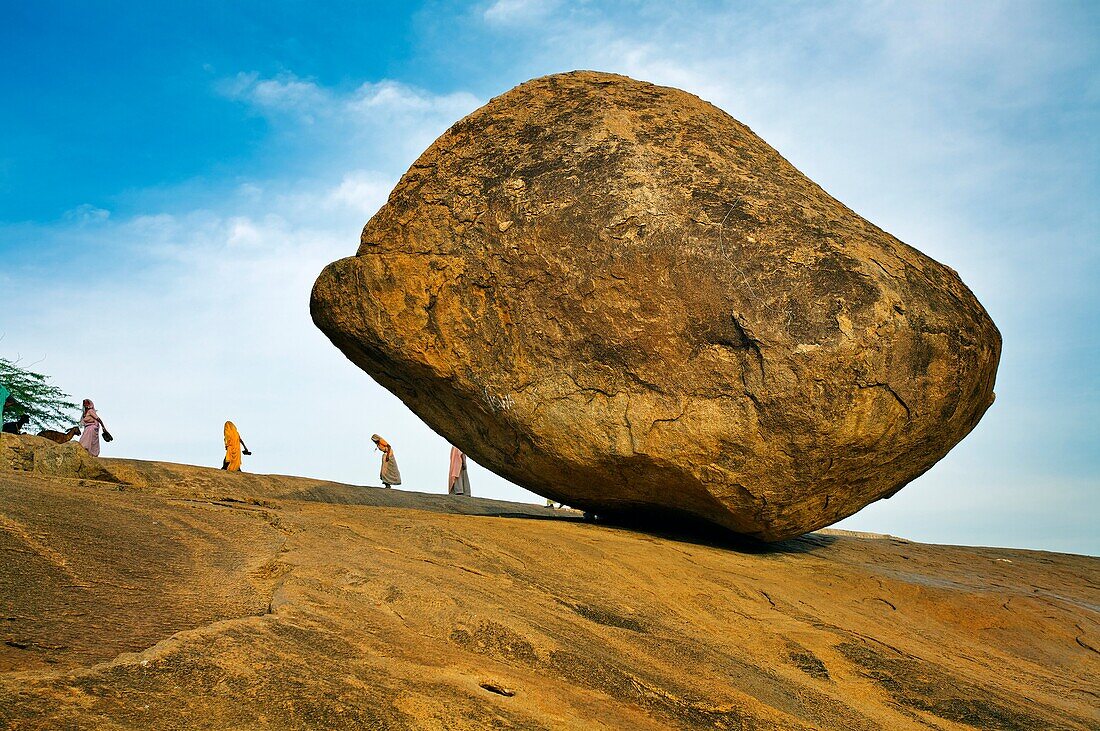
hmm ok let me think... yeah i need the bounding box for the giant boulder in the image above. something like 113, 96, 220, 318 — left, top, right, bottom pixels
311, 71, 1001, 541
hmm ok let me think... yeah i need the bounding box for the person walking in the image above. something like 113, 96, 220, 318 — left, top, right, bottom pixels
371, 434, 402, 488
222, 421, 251, 472
448, 446, 472, 496
77, 399, 111, 456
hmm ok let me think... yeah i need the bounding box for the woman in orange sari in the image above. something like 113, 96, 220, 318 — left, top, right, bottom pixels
222, 421, 251, 471
371, 434, 402, 488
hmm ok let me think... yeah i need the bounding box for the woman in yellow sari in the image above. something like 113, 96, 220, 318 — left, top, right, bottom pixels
222, 421, 251, 471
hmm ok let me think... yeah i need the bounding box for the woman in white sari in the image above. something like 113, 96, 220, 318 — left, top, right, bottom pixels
371, 434, 402, 488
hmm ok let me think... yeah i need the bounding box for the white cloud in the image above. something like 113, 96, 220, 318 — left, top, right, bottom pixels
484, 0, 560, 26
321, 171, 393, 214
62, 204, 110, 226
220, 72, 478, 127
217, 71, 328, 115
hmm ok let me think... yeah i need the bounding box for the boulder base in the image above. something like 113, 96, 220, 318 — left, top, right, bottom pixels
311, 71, 1000, 541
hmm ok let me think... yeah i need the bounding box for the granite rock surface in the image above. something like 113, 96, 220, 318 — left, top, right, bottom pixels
311, 71, 1001, 540
2, 443, 1095, 730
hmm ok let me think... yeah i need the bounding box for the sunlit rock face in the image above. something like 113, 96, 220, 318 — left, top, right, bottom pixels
311, 70, 1000, 541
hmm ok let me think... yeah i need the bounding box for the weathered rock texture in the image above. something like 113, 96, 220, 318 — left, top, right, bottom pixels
1, 441, 1096, 730
311, 70, 1001, 541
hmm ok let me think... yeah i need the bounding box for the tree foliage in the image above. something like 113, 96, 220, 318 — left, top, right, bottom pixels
0, 357, 80, 431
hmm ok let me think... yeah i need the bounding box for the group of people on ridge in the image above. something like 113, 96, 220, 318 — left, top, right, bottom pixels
221, 424, 473, 494
2, 388, 472, 496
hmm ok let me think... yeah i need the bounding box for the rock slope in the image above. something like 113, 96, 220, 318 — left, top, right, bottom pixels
311, 70, 1001, 541
1, 435, 1095, 730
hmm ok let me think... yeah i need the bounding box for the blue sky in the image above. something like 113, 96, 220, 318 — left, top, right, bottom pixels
2, 1, 1097, 554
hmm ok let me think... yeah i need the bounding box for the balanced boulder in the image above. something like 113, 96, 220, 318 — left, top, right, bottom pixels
311, 71, 1001, 541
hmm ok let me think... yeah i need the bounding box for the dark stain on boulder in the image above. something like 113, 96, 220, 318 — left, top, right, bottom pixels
788, 646, 830, 681
565, 602, 646, 633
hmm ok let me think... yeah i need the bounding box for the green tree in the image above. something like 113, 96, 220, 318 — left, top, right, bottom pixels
0, 357, 79, 431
